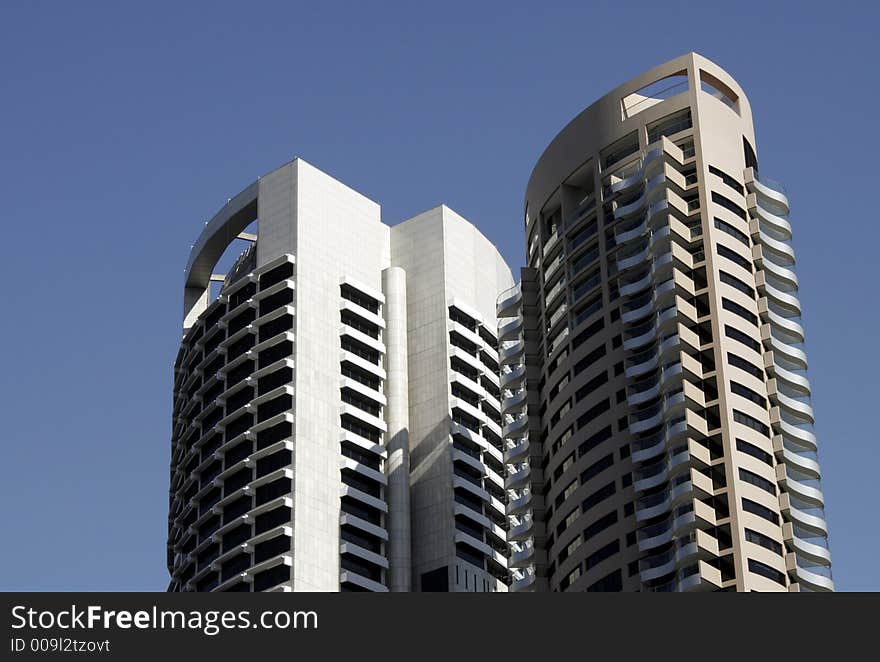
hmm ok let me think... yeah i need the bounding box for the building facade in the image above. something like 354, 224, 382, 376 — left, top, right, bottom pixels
500, 53, 833, 592
167, 159, 513, 592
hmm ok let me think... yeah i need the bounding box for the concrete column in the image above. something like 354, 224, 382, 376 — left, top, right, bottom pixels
382, 266, 412, 591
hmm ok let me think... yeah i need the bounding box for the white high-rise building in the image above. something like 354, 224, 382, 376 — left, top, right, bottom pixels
167, 159, 513, 592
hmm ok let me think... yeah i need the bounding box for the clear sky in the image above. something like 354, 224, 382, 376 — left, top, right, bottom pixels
1, 0, 876, 591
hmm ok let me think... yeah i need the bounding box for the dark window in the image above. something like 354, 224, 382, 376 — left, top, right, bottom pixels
745, 528, 783, 556
742, 498, 779, 525
573, 344, 607, 375
647, 109, 692, 144
748, 558, 786, 586
717, 244, 753, 273
576, 398, 611, 429
709, 165, 745, 195
583, 510, 618, 540
736, 438, 773, 466
585, 540, 621, 570
715, 218, 750, 246
739, 467, 776, 496
712, 192, 747, 220
259, 262, 293, 290
734, 409, 769, 437
575, 371, 609, 402
720, 271, 755, 299
341, 284, 380, 314
725, 325, 761, 352
722, 298, 758, 327
253, 564, 290, 591
586, 568, 622, 592
731, 381, 767, 408
582, 481, 616, 512
578, 425, 613, 457
728, 353, 764, 380
572, 319, 605, 350
581, 454, 614, 484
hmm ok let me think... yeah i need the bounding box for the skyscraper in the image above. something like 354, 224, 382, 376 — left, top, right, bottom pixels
167, 159, 513, 592
499, 53, 833, 592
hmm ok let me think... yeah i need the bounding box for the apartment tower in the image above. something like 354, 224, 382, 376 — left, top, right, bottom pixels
499, 53, 833, 592
167, 159, 513, 592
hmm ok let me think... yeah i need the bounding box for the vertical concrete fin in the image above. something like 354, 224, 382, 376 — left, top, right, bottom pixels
382, 266, 412, 591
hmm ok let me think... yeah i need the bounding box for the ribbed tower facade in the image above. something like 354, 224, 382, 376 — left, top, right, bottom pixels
167, 159, 513, 592
500, 53, 832, 592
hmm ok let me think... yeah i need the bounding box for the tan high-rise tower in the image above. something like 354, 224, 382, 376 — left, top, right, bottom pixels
499, 53, 832, 592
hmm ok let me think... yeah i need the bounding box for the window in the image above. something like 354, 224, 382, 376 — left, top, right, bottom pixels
572, 319, 605, 350
712, 192, 747, 220
578, 425, 612, 457
720, 271, 755, 299
744, 137, 759, 174
581, 454, 614, 484
621, 472, 632, 488
601, 131, 639, 168
582, 481, 616, 512
717, 244, 753, 272
574, 344, 607, 376
731, 381, 767, 409
585, 540, 621, 570
739, 467, 776, 496
715, 218, 751, 246
709, 165, 744, 195
725, 325, 760, 352
736, 438, 773, 466
586, 569, 623, 592
559, 565, 582, 591
722, 298, 758, 327
583, 510, 619, 541
734, 409, 770, 437
576, 398, 611, 429
647, 109, 693, 144
728, 352, 764, 380
748, 558, 786, 586
745, 528, 783, 556
575, 371, 609, 402
742, 498, 779, 525
624, 501, 634, 517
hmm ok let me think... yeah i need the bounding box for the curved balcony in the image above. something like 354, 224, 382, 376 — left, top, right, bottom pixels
779, 445, 820, 480
789, 556, 834, 592
499, 338, 525, 365
749, 199, 792, 240
498, 315, 523, 341
506, 488, 532, 516
500, 363, 526, 389
761, 282, 802, 317
639, 548, 677, 582
635, 490, 673, 521
497, 285, 522, 319
775, 390, 814, 425
766, 334, 807, 371
509, 539, 535, 568
506, 463, 531, 490
754, 227, 796, 267
746, 170, 790, 215
633, 459, 668, 492
767, 355, 811, 396
780, 494, 827, 537
616, 243, 651, 273
788, 531, 832, 566
759, 257, 799, 293
508, 513, 534, 541
764, 308, 804, 343
510, 566, 536, 592
637, 518, 674, 551
501, 388, 527, 416
503, 436, 529, 464
626, 347, 660, 379
502, 412, 528, 438
775, 416, 817, 452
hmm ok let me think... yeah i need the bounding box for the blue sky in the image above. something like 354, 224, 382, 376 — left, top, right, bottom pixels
0, 0, 876, 591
